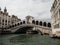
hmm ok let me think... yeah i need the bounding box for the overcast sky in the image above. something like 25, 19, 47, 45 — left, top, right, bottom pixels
0, 0, 54, 20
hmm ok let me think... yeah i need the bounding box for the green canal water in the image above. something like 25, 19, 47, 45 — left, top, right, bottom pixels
0, 34, 60, 45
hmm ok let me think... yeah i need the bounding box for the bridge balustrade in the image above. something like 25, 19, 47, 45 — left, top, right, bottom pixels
32, 20, 51, 28
6, 20, 51, 31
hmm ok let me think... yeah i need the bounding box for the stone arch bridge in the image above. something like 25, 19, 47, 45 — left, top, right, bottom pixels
5, 19, 51, 34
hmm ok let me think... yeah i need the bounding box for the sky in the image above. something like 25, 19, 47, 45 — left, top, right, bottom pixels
0, 0, 54, 20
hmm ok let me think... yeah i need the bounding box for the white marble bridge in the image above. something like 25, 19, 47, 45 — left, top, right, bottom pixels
4, 19, 52, 34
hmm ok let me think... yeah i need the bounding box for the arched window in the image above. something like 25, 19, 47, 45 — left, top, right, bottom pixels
17, 23, 20, 25
12, 25, 14, 27
48, 23, 51, 27
39, 21, 42, 26
23, 21, 25, 24
20, 22, 22, 25
10, 26, 11, 28
7, 26, 9, 29
43, 22, 46, 27
15, 24, 17, 26
32, 20, 35, 24
36, 21, 39, 25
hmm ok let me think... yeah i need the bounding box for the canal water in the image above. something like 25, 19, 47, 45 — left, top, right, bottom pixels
0, 34, 60, 45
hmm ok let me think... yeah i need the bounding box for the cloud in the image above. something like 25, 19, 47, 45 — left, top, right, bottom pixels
0, 0, 54, 20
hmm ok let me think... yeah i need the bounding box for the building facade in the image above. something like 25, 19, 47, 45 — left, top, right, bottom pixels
50, 0, 60, 37
0, 7, 21, 29
0, 7, 12, 28
11, 15, 21, 25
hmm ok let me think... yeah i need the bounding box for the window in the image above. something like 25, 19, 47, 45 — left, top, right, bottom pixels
5, 23, 7, 25
23, 21, 25, 24
52, 0, 57, 9
2, 23, 4, 25
59, 9, 60, 17
17, 23, 19, 25
54, 0, 57, 6
55, 12, 58, 20
20, 22, 22, 24
12, 25, 14, 27
15, 24, 17, 26
2, 19, 4, 22
54, 23, 59, 28
5, 20, 7, 22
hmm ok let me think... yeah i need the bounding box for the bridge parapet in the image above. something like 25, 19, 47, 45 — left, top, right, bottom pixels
6, 23, 51, 33
5, 19, 52, 34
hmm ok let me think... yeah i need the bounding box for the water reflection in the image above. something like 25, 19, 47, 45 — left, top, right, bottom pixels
0, 34, 60, 45
9, 34, 33, 43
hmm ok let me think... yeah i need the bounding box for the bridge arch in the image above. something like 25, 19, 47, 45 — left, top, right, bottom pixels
32, 20, 35, 24
39, 21, 42, 26
23, 21, 25, 24
12, 25, 15, 27
47, 23, 51, 27
35, 29, 43, 35
36, 21, 39, 25
20, 22, 22, 25
17, 23, 20, 25
43, 22, 47, 27
15, 24, 17, 26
